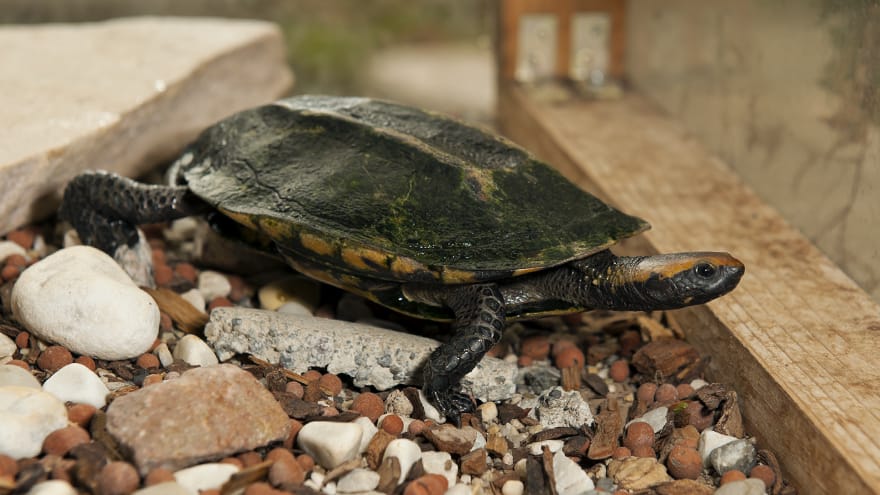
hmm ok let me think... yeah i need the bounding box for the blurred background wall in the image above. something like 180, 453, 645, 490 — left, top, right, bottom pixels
2, 0, 878, 301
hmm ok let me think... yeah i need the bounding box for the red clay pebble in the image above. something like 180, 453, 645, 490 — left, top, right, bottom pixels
283, 419, 304, 450
36, 346, 73, 372
267, 447, 305, 488
623, 421, 655, 451
720, 469, 747, 485
151, 247, 166, 265
96, 461, 140, 495
750, 464, 776, 488
555, 346, 585, 368
631, 445, 655, 458
0, 264, 19, 282
618, 329, 642, 356
285, 381, 304, 399
174, 262, 198, 283
7, 229, 35, 249
296, 454, 315, 472
5, 254, 27, 268
221, 457, 244, 469
43, 425, 90, 456
6, 359, 29, 370
67, 403, 97, 428
0, 454, 17, 477
159, 312, 173, 332
142, 374, 164, 387
200, 490, 220, 495
636, 382, 657, 405
381, 414, 404, 436
74, 355, 96, 371
609, 359, 630, 382
520, 335, 551, 360
408, 419, 428, 435
318, 373, 343, 396
676, 383, 695, 398
404, 473, 449, 495
683, 401, 714, 431
551, 339, 578, 357
654, 383, 678, 403
144, 467, 175, 486
611, 446, 631, 460
136, 353, 160, 369
153, 263, 174, 286
14, 331, 29, 349
208, 296, 234, 311
351, 391, 384, 423
666, 445, 702, 479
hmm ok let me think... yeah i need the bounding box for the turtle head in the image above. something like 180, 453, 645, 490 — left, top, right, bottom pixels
571, 251, 744, 311
618, 252, 744, 310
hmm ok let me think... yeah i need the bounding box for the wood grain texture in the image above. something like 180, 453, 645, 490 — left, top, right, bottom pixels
498, 85, 880, 495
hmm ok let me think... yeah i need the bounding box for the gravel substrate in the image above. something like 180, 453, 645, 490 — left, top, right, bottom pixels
0, 220, 797, 495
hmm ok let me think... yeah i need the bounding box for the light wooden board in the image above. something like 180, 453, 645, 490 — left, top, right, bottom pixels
498, 85, 880, 494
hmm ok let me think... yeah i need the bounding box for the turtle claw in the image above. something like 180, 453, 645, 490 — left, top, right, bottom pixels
429, 389, 475, 427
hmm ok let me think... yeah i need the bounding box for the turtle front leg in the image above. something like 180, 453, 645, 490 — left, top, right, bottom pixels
423, 284, 505, 425
59, 171, 208, 284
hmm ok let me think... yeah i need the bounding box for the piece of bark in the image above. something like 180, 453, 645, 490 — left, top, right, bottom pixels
714, 391, 745, 438
587, 398, 625, 460
631, 340, 701, 380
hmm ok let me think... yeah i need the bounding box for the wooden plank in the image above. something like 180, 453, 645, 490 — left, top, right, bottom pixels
496, 0, 626, 82
498, 85, 880, 495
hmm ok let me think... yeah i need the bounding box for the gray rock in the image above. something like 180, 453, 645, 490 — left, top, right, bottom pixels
106, 364, 290, 474
709, 438, 757, 475
0, 17, 293, 235
698, 429, 738, 466
536, 386, 595, 428
205, 307, 517, 401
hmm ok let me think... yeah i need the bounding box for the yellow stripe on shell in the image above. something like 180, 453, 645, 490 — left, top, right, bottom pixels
299, 231, 336, 257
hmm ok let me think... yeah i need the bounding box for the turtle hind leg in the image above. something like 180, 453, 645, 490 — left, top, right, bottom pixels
422, 284, 505, 425
59, 171, 208, 283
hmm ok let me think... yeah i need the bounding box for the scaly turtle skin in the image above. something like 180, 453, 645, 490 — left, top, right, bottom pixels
60, 95, 744, 423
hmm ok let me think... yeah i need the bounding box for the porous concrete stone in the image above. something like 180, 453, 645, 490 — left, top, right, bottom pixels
106, 364, 290, 474
205, 307, 517, 401
0, 17, 293, 235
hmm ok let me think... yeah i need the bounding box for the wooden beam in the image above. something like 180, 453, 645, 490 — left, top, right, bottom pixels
498, 85, 880, 495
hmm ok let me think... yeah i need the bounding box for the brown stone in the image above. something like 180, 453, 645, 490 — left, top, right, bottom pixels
43, 425, 91, 456
423, 425, 478, 456
631, 340, 701, 381
460, 448, 489, 476
653, 479, 714, 495
607, 456, 672, 490
365, 430, 396, 470
106, 364, 290, 474
587, 399, 624, 460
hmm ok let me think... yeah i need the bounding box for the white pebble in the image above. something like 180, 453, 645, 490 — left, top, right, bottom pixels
383, 438, 422, 484
180, 288, 207, 313
297, 421, 363, 469
713, 478, 767, 495
0, 386, 68, 458
478, 401, 498, 422
0, 240, 26, 263
276, 301, 313, 317
165, 217, 199, 242
10, 246, 159, 360
24, 480, 77, 495
258, 275, 320, 311
353, 415, 378, 454
0, 334, 16, 360
627, 407, 669, 433
132, 481, 191, 495
197, 270, 231, 301
421, 451, 458, 487
553, 449, 594, 494
173, 462, 239, 495
336, 468, 380, 494
502, 479, 525, 495
417, 389, 443, 423
690, 378, 709, 390
446, 484, 472, 495
0, 365, 40, 388
154, 342, 174, 368
42, 363, 110, 408
172, 335, 218, 367
698, 429, 738, 466
528, 439, 564, 455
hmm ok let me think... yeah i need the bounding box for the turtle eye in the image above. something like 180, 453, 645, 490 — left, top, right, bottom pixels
694, 262, 717, 278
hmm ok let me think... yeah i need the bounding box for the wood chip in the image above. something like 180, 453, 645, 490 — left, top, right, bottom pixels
143, 287, 208, 333
587, 398, 624, 460
637, 315, 676, 341
220, 460, 272, 495
631, 340, 700, 380
714, 391, 745, 438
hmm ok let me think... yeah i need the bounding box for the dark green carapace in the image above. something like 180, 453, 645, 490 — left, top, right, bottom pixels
60, 95, 744, 424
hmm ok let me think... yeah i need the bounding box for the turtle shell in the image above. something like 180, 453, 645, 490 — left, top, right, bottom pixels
176, 95, 649, 285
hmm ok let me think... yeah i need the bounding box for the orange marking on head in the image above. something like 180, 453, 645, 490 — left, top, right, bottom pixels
633, 252, 743, 282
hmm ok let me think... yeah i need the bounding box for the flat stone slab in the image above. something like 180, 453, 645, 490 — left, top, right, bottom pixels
205, 307, 518, 402
0, 17, 293, 235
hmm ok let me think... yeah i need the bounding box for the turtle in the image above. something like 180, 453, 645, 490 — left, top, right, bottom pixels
59, 95, 744, 423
